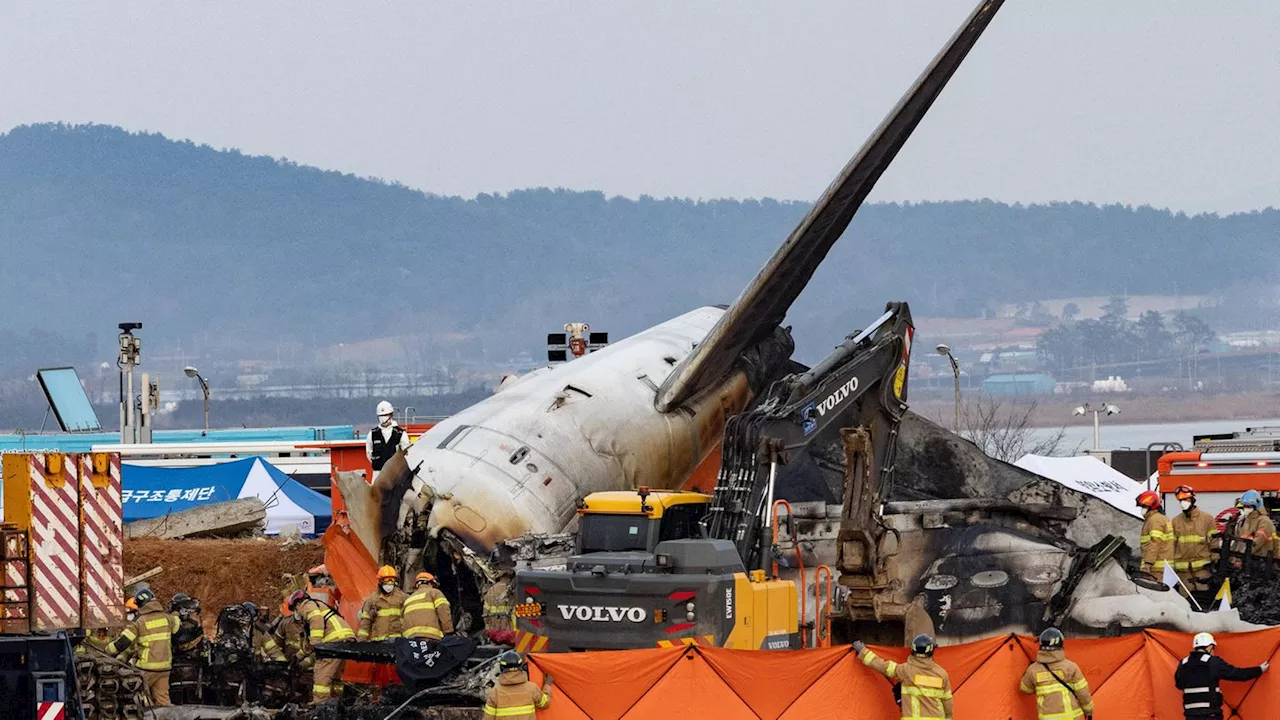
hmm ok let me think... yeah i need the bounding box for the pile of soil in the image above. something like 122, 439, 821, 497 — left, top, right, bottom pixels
124, 537, 325, 625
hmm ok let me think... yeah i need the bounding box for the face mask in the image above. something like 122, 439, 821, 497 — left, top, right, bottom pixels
1180, 500, 1193, 512
381, 582, 395, 593
1241, 507, 1254, 517
380, 415, 393, 428
126, 612, 137, 622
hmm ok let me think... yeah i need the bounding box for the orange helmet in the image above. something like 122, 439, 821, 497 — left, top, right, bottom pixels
377, 565, 399, 581
415, 572, 437, 587
1174, 485, 1196, 502
1136, 490, 1161, 510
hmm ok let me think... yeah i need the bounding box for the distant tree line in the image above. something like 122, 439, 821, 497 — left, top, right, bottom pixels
1036, 296, 1217, 374
2, 123, 1279, 369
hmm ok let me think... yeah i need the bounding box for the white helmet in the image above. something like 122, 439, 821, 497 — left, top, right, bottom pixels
1193, 632, 1215, 650
376, 400, 394, 418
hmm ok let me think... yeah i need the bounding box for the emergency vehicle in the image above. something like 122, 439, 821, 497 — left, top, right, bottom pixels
1157, 427, 1280, 517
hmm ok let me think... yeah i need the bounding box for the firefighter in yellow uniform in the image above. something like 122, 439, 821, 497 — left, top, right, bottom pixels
273, 600, 312, 668
483, 569, 516, 644
1234, 490, 1275, 558
402, 572, 454, 639
1172, 485, 1217, 594
243, 602, 288, 662
1019, 628, 1094, 720
358, 566, 409, 641
106, 589, 179, 706
484, 651, 552, 720
1137, 490, 1174, 575
289, 589, 356, 703
855, 634, 954, 720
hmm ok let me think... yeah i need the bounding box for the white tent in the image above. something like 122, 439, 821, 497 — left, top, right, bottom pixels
1014, 454, 1145, 517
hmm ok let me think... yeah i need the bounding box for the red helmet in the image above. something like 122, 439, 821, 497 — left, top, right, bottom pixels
1174, 485, 1196, 501
1136, 490, 1161, 510
287, 590, 310, 611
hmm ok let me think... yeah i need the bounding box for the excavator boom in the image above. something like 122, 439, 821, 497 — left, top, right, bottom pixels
704, 302, 914, 574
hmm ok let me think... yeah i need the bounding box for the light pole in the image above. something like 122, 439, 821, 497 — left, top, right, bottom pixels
184, 366, 210, 432
1073, 402, 1120, 451
936, 344, 961, 430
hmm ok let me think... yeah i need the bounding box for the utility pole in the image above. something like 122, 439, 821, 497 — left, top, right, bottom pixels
936, 344, 961, 431
117, 323, 142, 444
1073, 402, 1121, 451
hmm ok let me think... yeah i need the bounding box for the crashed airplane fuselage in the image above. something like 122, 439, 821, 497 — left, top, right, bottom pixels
344, 0, 1007, 580
334, 0, 1263, 643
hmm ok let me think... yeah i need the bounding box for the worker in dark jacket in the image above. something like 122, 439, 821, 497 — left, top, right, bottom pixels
1174, 632, 1267, 719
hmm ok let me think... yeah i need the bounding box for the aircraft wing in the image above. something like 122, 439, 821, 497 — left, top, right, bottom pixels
656, 0, 1004, 413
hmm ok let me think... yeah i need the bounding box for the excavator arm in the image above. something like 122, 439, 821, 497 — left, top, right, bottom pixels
704, 302, 914, 574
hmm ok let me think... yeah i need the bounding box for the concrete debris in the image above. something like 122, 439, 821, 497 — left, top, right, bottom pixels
124, 565, 164, 588
126, 498, 267, 540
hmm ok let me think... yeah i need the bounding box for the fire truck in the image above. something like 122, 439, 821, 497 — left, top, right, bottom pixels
1157, 427, 1280, 516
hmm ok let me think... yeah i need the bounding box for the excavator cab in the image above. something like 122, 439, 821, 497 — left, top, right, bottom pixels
574, 488, 710, 554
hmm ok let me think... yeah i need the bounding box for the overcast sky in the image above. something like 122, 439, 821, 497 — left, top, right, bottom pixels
3, 1, 1279, 214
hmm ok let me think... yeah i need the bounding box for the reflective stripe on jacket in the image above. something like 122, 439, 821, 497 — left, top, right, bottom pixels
1141, 509, 1175, 569
254, 627, 287, 662
483, 579, 515, 632
107, 600, 179, 672
1174, 649, 1264, 719
1173, 507, 1217, 570
860, 648, 954, 720
403, 586, 453, 639
358, 588, 408, 640
303, 600, 355, 644
1236, 511, 1276, 557
1019, 650, 1094, 720
484, 669, 549, 720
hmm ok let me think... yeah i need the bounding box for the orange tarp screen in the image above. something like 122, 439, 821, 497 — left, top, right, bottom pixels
529, 628, 1280, 719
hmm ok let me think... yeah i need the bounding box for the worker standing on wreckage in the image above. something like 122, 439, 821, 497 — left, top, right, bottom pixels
106, 588, 180, 707
402, 571, 454, 639
1173, 486, 1217, 596
358, 566, 408, 641
1231, 490, 1275, 559
1138, 490, 1175, 576
854, 634, 954, 719
367, 400, 410, 472
289, 589, 356, 703
482, 565, 516, 645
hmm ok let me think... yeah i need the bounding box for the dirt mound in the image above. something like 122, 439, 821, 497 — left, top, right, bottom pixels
124, 537, 325, 623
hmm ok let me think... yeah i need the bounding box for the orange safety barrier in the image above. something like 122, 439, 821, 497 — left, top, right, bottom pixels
528, 628, 1280, 719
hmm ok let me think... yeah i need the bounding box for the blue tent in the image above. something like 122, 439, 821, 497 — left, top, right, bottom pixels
122, 457, 331, 536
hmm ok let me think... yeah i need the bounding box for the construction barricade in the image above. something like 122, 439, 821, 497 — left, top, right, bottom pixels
528, 628, 1280, 719
1, 452, 124, 631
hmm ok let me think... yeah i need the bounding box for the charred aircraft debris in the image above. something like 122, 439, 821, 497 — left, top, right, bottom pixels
331, 0, 1257, 664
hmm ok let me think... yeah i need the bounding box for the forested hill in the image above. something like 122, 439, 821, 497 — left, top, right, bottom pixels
1, 122, 1277, 368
